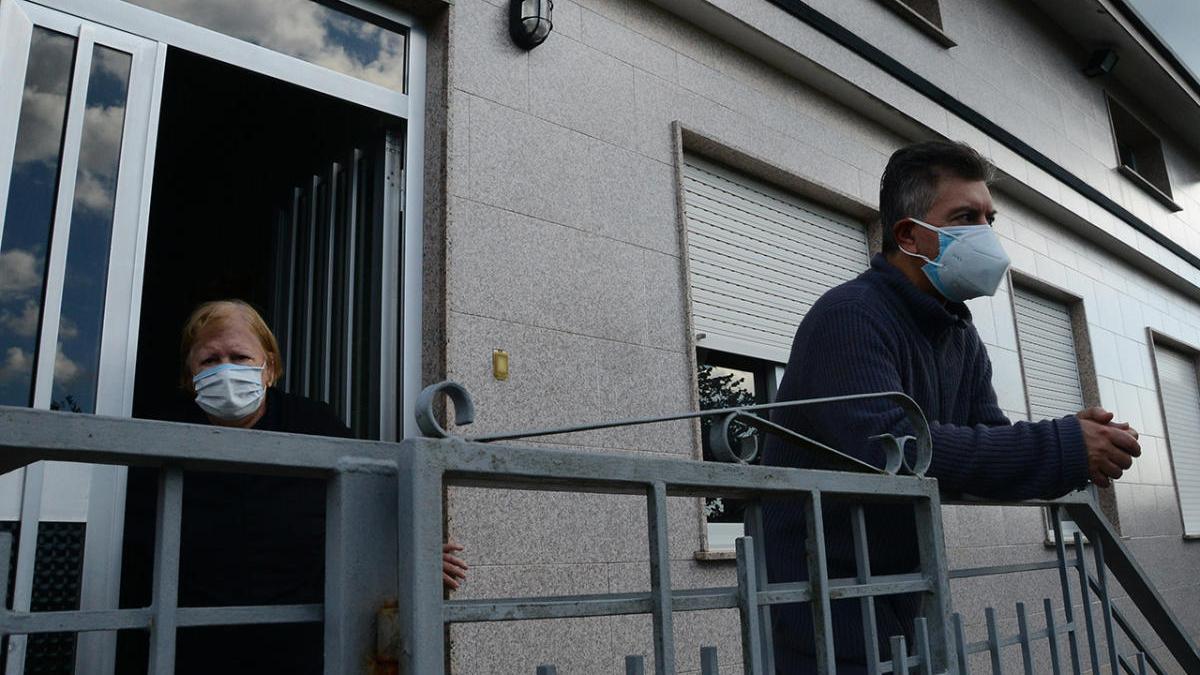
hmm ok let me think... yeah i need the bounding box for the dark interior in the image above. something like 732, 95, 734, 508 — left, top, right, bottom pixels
131, 47, 390, 421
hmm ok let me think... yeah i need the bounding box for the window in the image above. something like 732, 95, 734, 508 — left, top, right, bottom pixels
875, 0, 955, 47
1011, 284, 1095, 541
1107, 95, 1179, 208
696, 349, 780, 552
1150, 341, 1200, 537
680, 154, 870, 553
681, 155, 870, 364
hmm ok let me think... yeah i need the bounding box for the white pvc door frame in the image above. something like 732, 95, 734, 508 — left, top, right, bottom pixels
0, 3, 164, 674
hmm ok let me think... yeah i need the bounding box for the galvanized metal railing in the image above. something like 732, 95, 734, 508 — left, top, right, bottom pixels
0, 382, 1197, 674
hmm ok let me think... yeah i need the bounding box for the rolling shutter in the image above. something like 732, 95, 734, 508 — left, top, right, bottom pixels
682, 156, 870, 362
1154, 346, 1200, 536
1013, 288, 1084, 420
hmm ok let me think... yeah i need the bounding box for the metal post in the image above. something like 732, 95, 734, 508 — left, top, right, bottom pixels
744, 502, 776, 674
1091, 537, 1120, 675
914, 618, 933, 675
625, 655, 645, 675
953, 613, 971, 675
736, 537, 763, 675
1074, 532, 1102, 675
148, 467, 184, 675
985, 606, 1003, 675
804, 491, 835, 675
700, 646, 720, 675
396, 444, 445, 675
913, 492, 953, 674
1050, 508, 1082, 675
891, 636, 908, 674
1016, 602, 1033, 675
851, 505, 882, 675
1044, 598, 1063, 675
324, 459, 399, 673
536, 666, 557, 675
647, 482, 676, 675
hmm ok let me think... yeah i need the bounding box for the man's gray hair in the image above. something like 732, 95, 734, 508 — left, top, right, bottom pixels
878, 141, 994, 253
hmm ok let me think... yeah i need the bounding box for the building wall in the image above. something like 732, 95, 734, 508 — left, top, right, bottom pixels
439, 0, 1200, 671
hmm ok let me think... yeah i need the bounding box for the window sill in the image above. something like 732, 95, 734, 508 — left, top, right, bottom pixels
694, 549, 737, 562
875, 0, 956, 48
1117, 165, 1183, 213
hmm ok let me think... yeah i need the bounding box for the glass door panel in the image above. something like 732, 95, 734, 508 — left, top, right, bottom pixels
0, 3, 162, 674
0, 26, 76, 408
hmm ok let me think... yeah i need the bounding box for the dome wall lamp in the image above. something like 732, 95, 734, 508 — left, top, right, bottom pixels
509, 0, 553, 49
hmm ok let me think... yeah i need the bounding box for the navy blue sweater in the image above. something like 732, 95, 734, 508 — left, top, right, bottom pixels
762, 254, 1089, 672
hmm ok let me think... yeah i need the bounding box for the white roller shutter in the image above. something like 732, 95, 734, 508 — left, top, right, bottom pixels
1013, 288, 1085, 420
682, 156, 870, 362
1154, 346, 1200, 536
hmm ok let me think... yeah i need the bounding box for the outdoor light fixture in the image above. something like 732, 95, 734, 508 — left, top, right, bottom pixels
1083, 48, 1118, 77
509, 0, 553, 49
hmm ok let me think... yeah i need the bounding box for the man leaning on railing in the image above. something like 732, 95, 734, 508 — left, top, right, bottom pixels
761, 140, 1142, 674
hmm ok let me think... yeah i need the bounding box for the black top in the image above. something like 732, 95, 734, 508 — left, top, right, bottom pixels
116, 387, 351, 674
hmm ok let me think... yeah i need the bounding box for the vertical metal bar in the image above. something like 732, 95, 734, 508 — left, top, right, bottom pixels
1016, 602, 1033, 675
536, 666, 557, 675
0, 531, 12, 608
700, 646, 720, 675
1091, 535, 1120, 675
891, 636, 908, 675
1074, 532, 1101, 675
148, 467, 183, 675
914, 618, 933, 675
341, 150, 360, 426
321, 161, 339, 404
953, 613, 971, 675
395, 446, 445, 675
1050, 508, 1082, 675
324, 463, 398, 673
625, 655, 645, 675
985, 607, 1003, 675
647, 482, 676, 675
851, 504, 882, 674
804, 491, 836, 675
1044, 598, 1063, 675
284, 187, 301, 390
736, 537, 763, 675
302, 174, 320, 398
1135, 652, 1147, 675
912, 492, 953, 673
5, 462, 44, 675
744, 502, 776, 674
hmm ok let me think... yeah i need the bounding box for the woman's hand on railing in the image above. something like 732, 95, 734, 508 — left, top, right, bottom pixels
443, 541, 469, 591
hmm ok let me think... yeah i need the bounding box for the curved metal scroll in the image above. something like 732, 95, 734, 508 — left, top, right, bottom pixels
414, 382, 933, 477
415, 381, 476, 439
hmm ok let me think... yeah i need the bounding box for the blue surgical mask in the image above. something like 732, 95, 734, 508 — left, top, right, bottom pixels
192, 363, 266, 420
899, 219, 1011, 302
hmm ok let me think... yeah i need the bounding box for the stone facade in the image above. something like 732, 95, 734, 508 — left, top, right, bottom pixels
436, 0, 1200, 671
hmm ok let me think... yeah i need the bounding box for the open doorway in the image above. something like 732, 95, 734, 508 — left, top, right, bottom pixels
131, 47, 400, 437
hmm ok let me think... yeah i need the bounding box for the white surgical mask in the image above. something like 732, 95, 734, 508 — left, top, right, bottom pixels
899, 218, 1011, 302
192, 363, 266, 420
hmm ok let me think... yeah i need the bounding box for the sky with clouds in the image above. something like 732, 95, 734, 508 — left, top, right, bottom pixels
1125, 0, 1200, 81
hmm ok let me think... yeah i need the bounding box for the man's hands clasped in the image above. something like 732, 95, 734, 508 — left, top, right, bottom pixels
1077, 407, 1141, 488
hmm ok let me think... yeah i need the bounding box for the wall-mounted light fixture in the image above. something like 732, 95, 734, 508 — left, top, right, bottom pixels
1083, 48, 1118, 77
509, 0, 553, 50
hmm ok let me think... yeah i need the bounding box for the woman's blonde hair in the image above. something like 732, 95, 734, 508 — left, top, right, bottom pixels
179, 300, 282, 392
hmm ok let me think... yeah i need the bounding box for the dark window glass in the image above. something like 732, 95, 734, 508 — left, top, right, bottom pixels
1109, 97, 1173, 199
121, 0, 407, 91
0, 28, 77, 407
51, 46, 134, 414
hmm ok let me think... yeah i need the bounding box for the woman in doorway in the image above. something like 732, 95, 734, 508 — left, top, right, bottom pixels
118, 300, 468, 674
